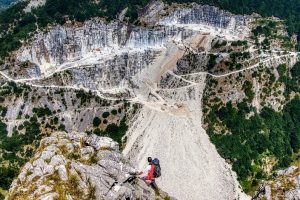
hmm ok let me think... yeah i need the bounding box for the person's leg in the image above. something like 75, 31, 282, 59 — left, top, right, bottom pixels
150, 181, 158, 190
141, 176, 152, 185
150, 181, 160, 195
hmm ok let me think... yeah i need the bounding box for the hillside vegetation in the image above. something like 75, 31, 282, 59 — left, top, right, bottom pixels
204, 60, 300, 194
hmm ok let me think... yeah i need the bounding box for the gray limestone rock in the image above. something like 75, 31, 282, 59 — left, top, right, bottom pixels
7, 132, 169, 200
285, 189, 300, 200
277, 166, 298, 176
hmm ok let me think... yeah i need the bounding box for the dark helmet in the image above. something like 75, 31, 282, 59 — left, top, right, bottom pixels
147, 157, 152, 163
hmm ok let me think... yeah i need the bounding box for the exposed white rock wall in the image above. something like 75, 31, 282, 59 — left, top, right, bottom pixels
158, 4, 249, 39
17, 2, 249, 80
24, 0, 46, 12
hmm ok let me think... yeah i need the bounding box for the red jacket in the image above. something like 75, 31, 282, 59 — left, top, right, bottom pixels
146, 164, 155, 181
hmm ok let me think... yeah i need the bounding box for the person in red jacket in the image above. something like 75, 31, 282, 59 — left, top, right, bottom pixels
139, 157, 156, 186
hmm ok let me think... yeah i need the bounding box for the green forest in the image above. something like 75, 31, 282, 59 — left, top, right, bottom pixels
0, 117, 41, 190
208, 98, 300, 192
206, 62, 300, 192
208, 100, 297, 186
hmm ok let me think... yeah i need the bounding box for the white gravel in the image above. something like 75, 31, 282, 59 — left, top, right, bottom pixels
124, 75, 249, 200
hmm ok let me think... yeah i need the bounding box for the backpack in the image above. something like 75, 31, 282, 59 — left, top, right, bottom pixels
152, 158, 161, 178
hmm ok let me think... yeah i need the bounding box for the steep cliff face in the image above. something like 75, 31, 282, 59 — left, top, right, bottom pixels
2, 2, 253, 200
158, 4, 248, 35
16, 2, 249, 82
6, 132, 161, 200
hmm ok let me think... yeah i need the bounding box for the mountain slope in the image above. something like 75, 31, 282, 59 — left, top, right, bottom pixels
0, 0, 299, 199
1, 2, 252, 199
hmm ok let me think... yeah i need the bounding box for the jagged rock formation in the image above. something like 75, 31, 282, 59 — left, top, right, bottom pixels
6, 132, 161, 200
253, 165, 300, 200
2, 2, 254, 200
15, 1, 249, 86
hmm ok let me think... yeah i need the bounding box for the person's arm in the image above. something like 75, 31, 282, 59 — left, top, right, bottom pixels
140, 165, 151, 176
138, 167, 143, 176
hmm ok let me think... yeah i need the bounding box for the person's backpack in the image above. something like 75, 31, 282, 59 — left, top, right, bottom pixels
152, 158, 161, 178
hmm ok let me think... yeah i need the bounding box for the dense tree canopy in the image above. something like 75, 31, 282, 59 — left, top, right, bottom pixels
207, 62, 300, 192
0, 117, 41, 190
209, 98, 300, 192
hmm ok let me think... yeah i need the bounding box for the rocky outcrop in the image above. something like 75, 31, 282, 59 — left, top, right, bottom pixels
6, 132, 163, 200
24, 0, 46, 12
158, 4, 248, 32
16, 1, 249, 79
253, 166, 300, 200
